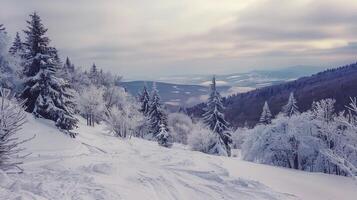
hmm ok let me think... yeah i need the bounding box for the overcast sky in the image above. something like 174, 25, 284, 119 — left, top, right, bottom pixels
1, 0, 357, 79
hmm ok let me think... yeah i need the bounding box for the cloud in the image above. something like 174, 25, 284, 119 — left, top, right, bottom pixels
1, 0, 357, 78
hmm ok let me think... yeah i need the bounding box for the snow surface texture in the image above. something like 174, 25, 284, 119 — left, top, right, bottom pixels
1, 115, 356, 200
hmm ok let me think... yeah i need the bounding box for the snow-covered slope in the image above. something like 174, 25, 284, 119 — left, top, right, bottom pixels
1, 116, 356, 200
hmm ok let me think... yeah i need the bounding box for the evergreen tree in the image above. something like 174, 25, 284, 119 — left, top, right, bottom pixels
0, 24, 5, 33
178, 106, 188, 115
156, 122, 173, 147
259, 101, 272, 125
282, 92, 300, 117
9, 32, 23, 55
202, 76, 232, 156
64, 57, 75, 73
88, 63, 99, 85
60, 57, 75, 82
148, 82, 168, 138
139, 84, 150, 116
20, 12, 77, 134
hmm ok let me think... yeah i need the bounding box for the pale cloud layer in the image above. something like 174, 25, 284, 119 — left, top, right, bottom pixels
1, 0, 357, 78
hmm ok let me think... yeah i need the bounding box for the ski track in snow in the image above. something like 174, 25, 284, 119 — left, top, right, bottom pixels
1, 116, 356, 200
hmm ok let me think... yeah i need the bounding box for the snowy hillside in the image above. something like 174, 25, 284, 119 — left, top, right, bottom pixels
1, 115, 356, 200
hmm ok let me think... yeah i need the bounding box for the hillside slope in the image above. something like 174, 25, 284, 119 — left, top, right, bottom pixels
188, 63, 357, 127
0, 116, 356, 200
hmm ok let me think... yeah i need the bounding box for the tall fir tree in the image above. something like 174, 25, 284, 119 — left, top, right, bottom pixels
282, 92, 299, 117
88, 63, 99, 85
259, 101, 272, 125
20, 12, 78, 135
139, 84, 150, 116
9, 32, 24, 55
60, 57, 75, 82
148, 82, 168, 138
202, 76, 232, 156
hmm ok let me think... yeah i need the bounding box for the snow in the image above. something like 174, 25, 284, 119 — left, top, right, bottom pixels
1, 115, 356, 200
222, 86, 255, 96
201, 80, 228, 86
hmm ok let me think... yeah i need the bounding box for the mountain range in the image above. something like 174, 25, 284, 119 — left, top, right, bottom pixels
121, 66, 326, 110
187, 63, 357, 127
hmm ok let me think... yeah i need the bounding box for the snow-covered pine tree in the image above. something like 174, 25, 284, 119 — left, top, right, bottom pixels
88, 63, 100, 85
9, 32, 23, 56
259, 101, 272, 125
148, 82, 168, 138
20, 12, 78, 135
156, 122, 172, 147
139, 85, 150, 116
282, 92, 299, 117
202, 76, 232, 156
60, 57, 75, 80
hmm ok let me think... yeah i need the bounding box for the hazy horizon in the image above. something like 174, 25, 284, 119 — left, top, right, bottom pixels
1, 0, 357, 79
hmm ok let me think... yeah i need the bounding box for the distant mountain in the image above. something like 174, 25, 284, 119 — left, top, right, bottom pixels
154, 66, 325, 88
188, 63, 357, 128
121, 66, 326, 110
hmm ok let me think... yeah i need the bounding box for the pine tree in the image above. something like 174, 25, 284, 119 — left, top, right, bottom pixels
88, 63, 99, 85
20, 12, 77, 135
0, 24, 5, 32
282, 92, 299, 117
178, 106, 188, 115
60, 57, 75, 82
139, 84, 150, 116
156, 123, 173, 147
259, 101, 272, 125
64, 57, 75, 74
9, 32, 23, 55
148, 82, 168, 138
202, 76, 232, 156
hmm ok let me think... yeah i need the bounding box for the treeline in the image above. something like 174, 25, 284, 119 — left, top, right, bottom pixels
188, 63, 357, 127
233, 94, 357, 176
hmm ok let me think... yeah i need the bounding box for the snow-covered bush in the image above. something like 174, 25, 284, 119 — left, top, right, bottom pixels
188, 123, 220, 154
168, 113, 193, 144
105, 105, 142, 138
0, 26, 21, 91
77, 85, 105, 126
243, 113, 320, 170
242, 98, 357, 176
104, 88, 144, 138
231, 127, 250, 149
156, 123, 173, 148
104, 85, 128, 109
0, 88, 28, 172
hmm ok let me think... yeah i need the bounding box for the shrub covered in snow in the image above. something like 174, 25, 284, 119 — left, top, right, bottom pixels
156, 123, 173, 147
188, 123, 221, 154
168, 113, 193, 144
231, 127, 250, 149
77, 85, 105, 126
242, 98, 357, 176
104, 88, 144, 138
0, 88, 28, 172
0, 25, 21, 91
